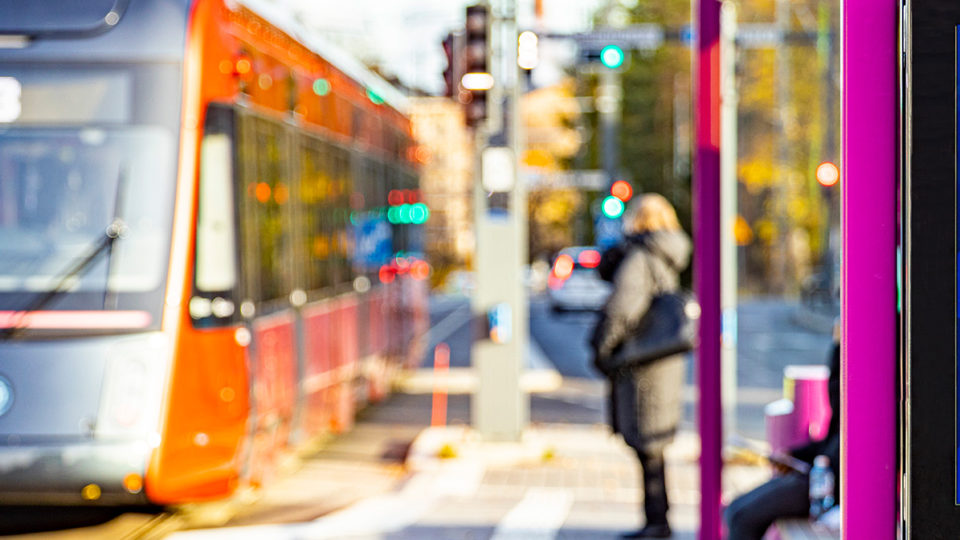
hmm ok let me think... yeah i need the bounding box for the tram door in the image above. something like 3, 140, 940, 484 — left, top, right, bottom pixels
903, 0, 960, 535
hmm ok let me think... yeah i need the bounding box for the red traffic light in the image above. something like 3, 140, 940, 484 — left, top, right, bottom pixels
611, 180, 633, 202
816, 162, 840, 187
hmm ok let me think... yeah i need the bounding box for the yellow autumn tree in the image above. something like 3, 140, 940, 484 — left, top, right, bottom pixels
521, 78, 587, 260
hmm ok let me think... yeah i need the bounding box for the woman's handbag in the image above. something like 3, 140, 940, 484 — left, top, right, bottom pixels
597, 291, 700, 374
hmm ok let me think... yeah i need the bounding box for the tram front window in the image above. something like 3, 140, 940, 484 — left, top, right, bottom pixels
0, 63, 179, 331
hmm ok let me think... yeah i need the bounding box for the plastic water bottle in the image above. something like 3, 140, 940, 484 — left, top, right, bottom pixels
809, 455, 835, 520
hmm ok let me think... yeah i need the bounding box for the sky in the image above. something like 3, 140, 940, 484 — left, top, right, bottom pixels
281, 0, 605, 94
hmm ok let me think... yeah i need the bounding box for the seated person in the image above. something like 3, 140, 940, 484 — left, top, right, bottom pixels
725, 328, 840, 540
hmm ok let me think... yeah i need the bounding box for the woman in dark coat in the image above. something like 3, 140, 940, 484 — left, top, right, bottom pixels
591, 193, 691, 539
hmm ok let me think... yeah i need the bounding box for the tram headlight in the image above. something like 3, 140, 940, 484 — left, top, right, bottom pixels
106, 358, 148, 428
97, 334, 168, 437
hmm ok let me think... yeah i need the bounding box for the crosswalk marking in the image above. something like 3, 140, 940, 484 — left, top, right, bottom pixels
490, 487, 574, 540
167, 462, 485, 540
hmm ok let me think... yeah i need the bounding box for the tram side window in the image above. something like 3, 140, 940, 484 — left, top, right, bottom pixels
237, 114, 294, 309
404, 170, 423, 254
191, 104, 240, 327
297, 135, 332, 294
387, 164, 406, 254
348, 156, 380, 279
331, 146, 354, 287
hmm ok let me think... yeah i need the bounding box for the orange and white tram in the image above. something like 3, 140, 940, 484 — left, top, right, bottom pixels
0, 0, 428, 504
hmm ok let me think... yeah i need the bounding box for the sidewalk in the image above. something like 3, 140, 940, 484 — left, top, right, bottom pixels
168, 421, 770, 539
162, 296, 827, 538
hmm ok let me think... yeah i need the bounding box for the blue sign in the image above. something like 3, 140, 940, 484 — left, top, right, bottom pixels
487, 303, 512, 344
594, 215, 623, 251
354, 214, 392, 271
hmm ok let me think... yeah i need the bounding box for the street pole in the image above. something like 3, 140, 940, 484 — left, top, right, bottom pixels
599, 67, 621, 186
719, 0, 738, 442
773, 0, 790, 293
817, 3, 838, 296
695, 0, 722, 538
471, 0, 528, 442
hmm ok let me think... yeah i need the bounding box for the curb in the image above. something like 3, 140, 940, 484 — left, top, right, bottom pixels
393, 367, 563, 395
404, 426, 557, 473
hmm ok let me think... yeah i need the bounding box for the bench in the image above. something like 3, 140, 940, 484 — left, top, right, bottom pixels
762, 366, 837, 540
772, 518, 839, 540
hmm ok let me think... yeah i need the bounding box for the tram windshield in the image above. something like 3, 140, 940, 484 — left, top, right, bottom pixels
0, 62, 179, 328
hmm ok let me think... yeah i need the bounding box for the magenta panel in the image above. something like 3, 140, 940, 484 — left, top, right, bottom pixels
842, 1, 898, 537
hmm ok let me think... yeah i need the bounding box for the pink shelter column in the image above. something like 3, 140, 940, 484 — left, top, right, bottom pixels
841, 1, 898, 537
694, 0, 722, 538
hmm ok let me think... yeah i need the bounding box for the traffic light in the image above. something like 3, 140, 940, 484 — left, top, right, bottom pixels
610, 180, 633, 202
601, 195, 625, 219
442, 33, 455, 98
442, 32, 464, 99
816, 161, 840, 187
600, 45, 625, 69
518, 31, 538, 70
580, 43, 628, 69
463, 4, 490, 127
601, 180, 632, 219
387, 190, 430, 225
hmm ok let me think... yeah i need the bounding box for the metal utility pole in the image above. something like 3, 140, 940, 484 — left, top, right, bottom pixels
598, 67, 621, 186
773, 0, 791, 293
592, 0, 627, 250
471, 0, 528, 442
596, 0, 624, 189
720, 0, 738, 441
817, 2, 838, 296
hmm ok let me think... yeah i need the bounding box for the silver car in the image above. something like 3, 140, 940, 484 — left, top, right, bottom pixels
547, 246, 613, 312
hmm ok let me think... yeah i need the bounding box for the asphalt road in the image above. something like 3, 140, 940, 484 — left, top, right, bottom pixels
421, 293, 834, 389
421, 294, 603, 379
419, 293, 835, 441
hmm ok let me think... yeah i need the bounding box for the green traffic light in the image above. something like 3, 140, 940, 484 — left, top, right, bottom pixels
601, 195, 625, 218
398, 204, 412, 224
410, 203, 429, 224
387, 206, 401, 224
600, 45, 625, 69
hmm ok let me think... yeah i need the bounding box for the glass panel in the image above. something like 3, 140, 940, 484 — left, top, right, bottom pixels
0, 0, 123, 36
0, 62, 179, 330
298, 135, 331, 292
333, 146, 353, 285
236, 114, 292, 305
0, 126, 175, 294
1, 69, 131, 125
196, 133, 236, 292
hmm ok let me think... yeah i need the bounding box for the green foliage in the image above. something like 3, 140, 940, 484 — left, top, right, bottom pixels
618, 44, 691, 233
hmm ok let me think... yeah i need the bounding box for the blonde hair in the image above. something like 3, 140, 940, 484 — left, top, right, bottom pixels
625, 193, 682, 234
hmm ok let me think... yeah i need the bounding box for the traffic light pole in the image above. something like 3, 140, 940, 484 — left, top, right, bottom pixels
598, 67, 621, 187
720, 0, 738, 446
471, 0, 529, 442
